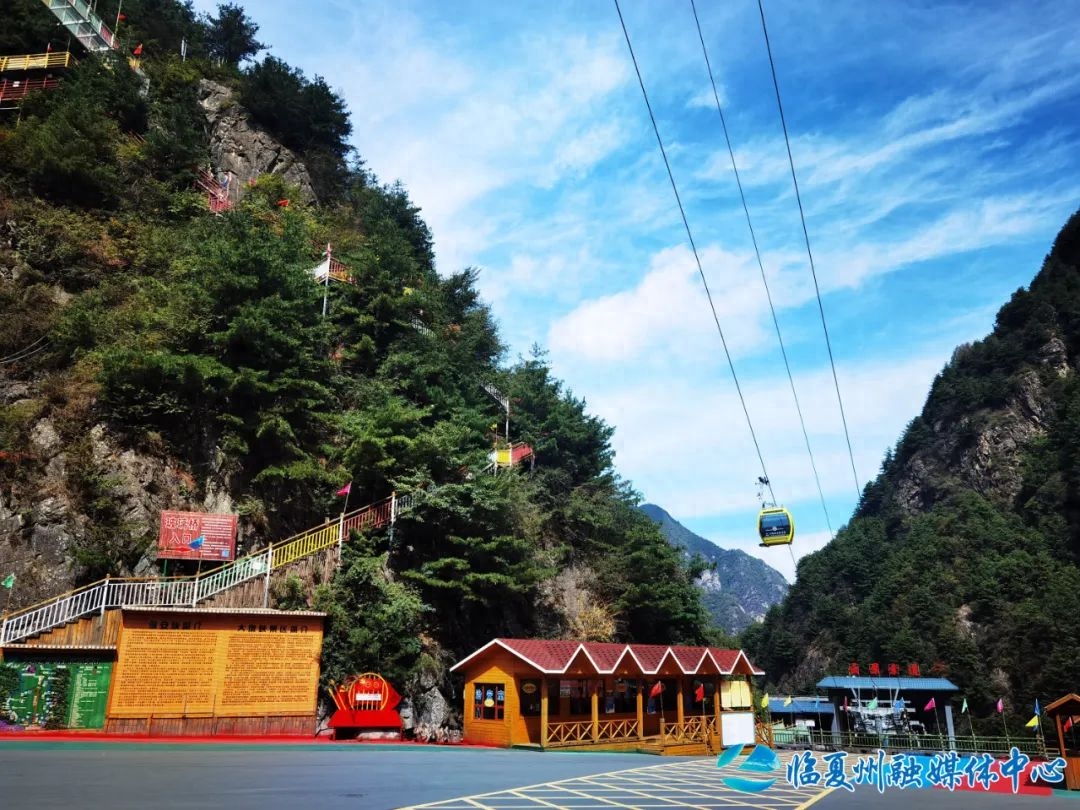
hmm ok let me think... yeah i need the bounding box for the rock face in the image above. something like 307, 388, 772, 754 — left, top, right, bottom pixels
0, 374, 241, 611
197, 80, 317, 206
639, 503, 789, 634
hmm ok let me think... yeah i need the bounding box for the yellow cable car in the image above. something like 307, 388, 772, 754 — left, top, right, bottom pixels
758, 506, 794, 547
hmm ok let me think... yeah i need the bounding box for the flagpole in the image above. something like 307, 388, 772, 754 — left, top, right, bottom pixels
1, 578, 14, 644
1001, 700, 1011, 747
965, 700, 976, 752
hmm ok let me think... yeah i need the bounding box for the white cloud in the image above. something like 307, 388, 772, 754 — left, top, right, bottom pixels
589, 351, 949, 520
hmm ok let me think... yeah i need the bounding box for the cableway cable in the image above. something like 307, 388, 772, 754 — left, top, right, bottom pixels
0, 336, 49, 365
690, 0, 834, 541
756, 0, 862, 501
614, 0, 776, 506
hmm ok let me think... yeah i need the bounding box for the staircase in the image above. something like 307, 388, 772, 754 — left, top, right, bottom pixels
39, 0, 119, 53
195, 168, 232, 213
0, 491, 414, 646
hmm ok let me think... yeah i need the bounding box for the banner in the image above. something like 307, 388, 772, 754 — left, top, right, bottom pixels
157, 511, 237, 561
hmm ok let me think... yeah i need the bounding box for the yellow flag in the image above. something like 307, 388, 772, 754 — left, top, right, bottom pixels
784, 696, 793, 706
761, 693, 770, 709
1026, 715, 1039, 729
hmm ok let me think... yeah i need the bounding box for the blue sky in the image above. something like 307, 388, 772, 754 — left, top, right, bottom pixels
193, 0, 1080, 582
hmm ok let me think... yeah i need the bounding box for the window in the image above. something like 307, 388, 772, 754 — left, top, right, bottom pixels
473, 682, 505, 720
519, 679, 560, 717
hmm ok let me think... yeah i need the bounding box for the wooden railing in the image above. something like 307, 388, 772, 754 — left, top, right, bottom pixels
772, 728, 1058, 758
663, 715, 713, 744
755, 720, 774, 747
545, 717, 641, 746
546, 720, 594, 745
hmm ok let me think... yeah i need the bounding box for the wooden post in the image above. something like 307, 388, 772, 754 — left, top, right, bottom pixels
540, 677, 549, 749
636, 680, 644, 740
714, 678, 722, 747
591, 682, 599, 742
677, 680, 685, 727
1057, 715, 1067, 762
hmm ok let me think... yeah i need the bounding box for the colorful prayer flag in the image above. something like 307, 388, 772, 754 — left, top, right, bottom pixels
924, 697, 936, 711
868, 697, 879, 710
649, 681, 663, 699
997, 698, 1004, 713
961, 698, 968, 713
133, 43, 143, 56
1065, 717, 1074, 732
1026, 715, 1039, 729
784, 696, 793, 707
188, 535, 205, 550
336, 482, 351, 497
1, 573, 13, 589
760, 693, 769, 709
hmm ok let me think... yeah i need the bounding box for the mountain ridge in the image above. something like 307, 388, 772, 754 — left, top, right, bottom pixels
744, 209, 1080, 726
639, 503, 789, 635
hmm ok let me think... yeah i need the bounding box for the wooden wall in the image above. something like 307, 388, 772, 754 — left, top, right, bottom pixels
105, 714, 315, 736
462, 650, 532, 747
11, 610, 122, 648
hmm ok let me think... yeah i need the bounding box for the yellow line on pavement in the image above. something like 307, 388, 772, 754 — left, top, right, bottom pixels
795, 787, 835, 809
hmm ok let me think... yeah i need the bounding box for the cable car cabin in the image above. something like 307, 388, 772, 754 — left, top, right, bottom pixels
758, 507, 794, 547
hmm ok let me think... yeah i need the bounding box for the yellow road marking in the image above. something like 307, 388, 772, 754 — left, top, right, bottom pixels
794, 787, 834, 810
398, 754, 832, 810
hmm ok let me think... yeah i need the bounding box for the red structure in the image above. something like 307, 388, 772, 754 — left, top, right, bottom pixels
328, 672, 403, 740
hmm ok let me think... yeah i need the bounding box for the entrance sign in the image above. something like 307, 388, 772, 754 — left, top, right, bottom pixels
157, 511, 237, 561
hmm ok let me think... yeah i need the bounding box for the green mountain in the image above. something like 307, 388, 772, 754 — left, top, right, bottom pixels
640, 504, 789, 635
744, 209, 1080, 732
0, 0, 722, 730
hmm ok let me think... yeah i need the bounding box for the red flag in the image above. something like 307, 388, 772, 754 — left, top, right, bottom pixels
694, 683, 705, 703
335, 482, 351, 497
133, 43, 143, 56
1065, 717, 1074, 732
649, 681, 663, 699
276, 199, 290, 207
118, 13, 126, 21
46, 43, 52, 53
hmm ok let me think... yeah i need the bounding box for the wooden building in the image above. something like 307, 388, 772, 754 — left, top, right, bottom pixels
1, 606, 325, 736
451, 638, 766, 754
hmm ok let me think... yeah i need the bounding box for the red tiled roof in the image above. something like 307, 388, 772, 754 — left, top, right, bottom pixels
450, 638, 764, 677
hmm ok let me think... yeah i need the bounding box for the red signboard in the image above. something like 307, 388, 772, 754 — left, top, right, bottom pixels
157, 511, 237, 561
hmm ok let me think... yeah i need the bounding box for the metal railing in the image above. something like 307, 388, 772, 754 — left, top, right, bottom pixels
0, 52, 73, 73
772, 728, 1058, 758
0, 77, 61, 108
0, 492, 414, 645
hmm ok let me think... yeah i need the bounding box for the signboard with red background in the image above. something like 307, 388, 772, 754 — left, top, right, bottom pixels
157, 511, 237, 561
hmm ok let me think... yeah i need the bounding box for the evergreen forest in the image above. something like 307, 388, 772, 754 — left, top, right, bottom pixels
0, 1, 721, 715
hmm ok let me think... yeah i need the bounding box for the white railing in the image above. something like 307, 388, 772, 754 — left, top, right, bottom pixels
0, 491, 419, 645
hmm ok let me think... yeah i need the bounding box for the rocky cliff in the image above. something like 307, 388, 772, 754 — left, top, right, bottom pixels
639, 503, 789, 634
197, 80, 317, 206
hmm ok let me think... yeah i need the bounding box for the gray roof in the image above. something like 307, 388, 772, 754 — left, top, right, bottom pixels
817, 676, 959, 692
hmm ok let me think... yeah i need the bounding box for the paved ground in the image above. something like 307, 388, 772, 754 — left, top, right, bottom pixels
1, 741, 1078, 809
